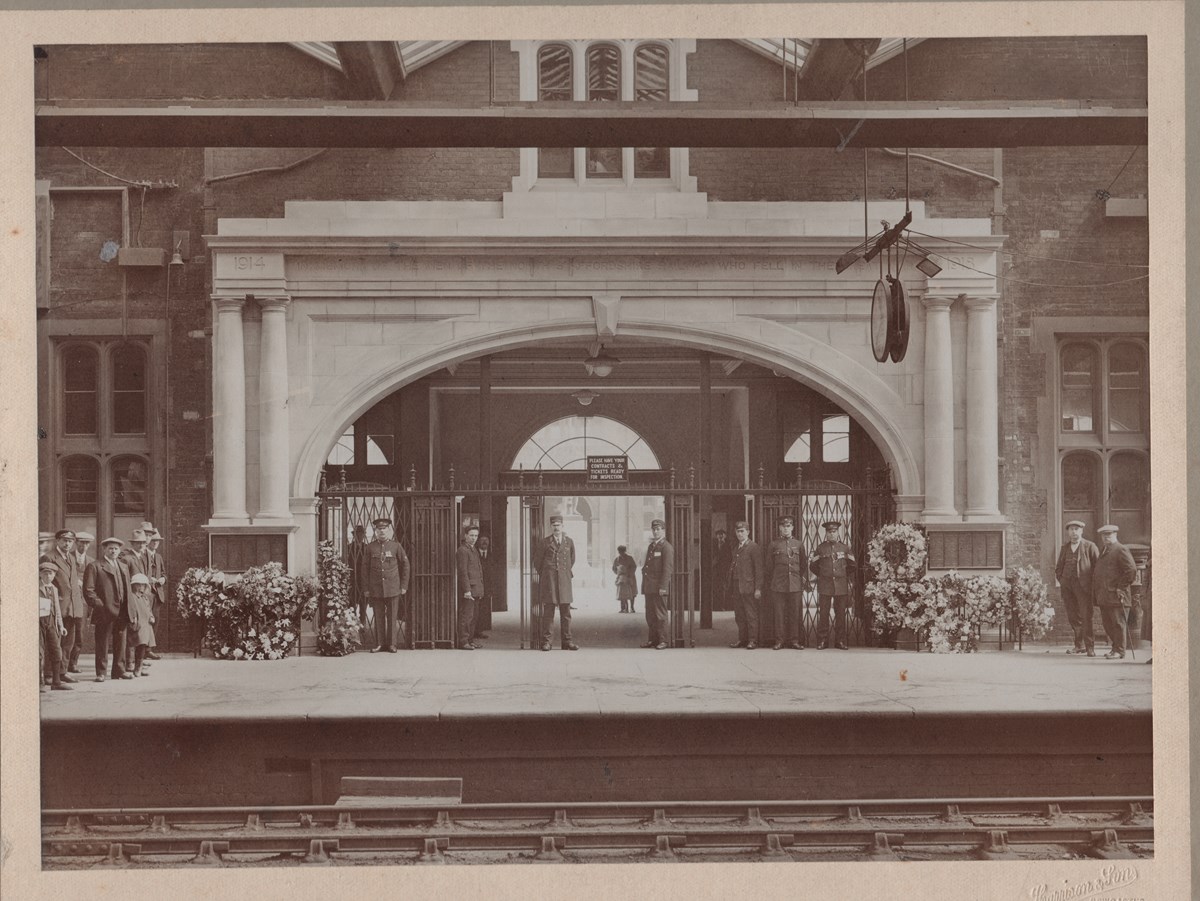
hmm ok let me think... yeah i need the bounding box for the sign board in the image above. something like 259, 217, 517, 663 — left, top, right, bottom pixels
587, 455, 629, 483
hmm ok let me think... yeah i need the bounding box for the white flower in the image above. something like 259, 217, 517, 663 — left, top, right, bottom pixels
233, 648, 244, 658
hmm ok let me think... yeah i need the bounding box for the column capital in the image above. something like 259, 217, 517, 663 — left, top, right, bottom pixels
253, 294, 292, 314
922, 293, 960, 311
963, 294, 1000, 312
211, 295, 246, 313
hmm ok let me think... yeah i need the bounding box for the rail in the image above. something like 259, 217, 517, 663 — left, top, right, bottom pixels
44, 796, 1152, 865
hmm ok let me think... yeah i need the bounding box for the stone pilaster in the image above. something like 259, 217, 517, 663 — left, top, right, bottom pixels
209, 297, 249, 524
964, 295, 1001, 520
922, 295, 959, 520
255, 295, 293, 523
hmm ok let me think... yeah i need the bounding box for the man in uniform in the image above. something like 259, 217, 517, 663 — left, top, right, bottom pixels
811, 520, 854, 650
764, 516, 807, 649
362, 517, 410, 653
84, 536, 133, 681
41, 529, 81, 683
640, 518, 674, 650
727, 520, 763, 649
454, 525, 484, 650
536, 514, 578, 651
1054, 520, 1100, 656
1092, 524, 1137, 660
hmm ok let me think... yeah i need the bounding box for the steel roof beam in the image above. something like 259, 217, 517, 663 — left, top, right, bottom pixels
332, 42, 406, 100
35, 100, 1147, 148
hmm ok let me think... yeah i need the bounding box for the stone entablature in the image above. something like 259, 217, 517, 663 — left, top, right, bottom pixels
206, 199, 1004, 573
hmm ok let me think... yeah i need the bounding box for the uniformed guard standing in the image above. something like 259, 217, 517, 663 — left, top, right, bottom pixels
811, 520, 854, 650
362, 517, 410, 653
640, 518, 674, 649
763, 516, 807, 649
536, 514, 579, 651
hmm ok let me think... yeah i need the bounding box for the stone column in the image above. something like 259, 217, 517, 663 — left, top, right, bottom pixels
256, 295, 292, 522
964, 295, 1001, 519
922, 295, 959, 520
210, 297, 248, 523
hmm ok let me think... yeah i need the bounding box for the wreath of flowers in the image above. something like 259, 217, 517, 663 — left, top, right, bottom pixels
1006, 565, 1055, 640
311, 539, 362, 657
867, 522, 929, 582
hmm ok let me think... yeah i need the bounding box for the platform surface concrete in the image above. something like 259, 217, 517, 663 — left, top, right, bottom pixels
39, 640, 1152, 725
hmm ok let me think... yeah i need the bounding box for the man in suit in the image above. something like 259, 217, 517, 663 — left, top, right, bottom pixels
39, 561, 71, 691
454, 525, 484, 650
727, 520, 763, 649
1092, 524, 1137, 660
1055, 519, 1100, 656
640, 518, 674, 650
811, 520, 855, 650
536, 514, 578, 651
362, 517, 410, 653
84, 537, 134, 681
41, 529, 81, 682
472, 533, 493, 641
144, 526, 167, 660
764, 516, 808, 650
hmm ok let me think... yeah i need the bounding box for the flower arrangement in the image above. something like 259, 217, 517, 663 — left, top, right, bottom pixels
312, 539, 362, 657
866, 523, 929, 636
176, 562, 318, 660
1006, 565, 1055, 640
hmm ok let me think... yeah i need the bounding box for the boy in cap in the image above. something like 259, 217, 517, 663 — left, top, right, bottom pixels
41, 529, 81, 682
727, 521, 763, 649
84, 537, 134, 680
536, 514, 578, 651
362, 517, 410, 652
1054, 520, 1100, 655
764, 516, 808, 649
39, 561, 71, 691
1092, 524, 1137, 659
811, 520, 854, 650
127, 573, 155, 676
640, 519, 674, 649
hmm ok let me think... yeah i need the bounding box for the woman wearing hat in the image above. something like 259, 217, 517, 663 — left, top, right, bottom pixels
127, 573, 156, 676
1054, 520, 1100, 655
612, 545, 638, 614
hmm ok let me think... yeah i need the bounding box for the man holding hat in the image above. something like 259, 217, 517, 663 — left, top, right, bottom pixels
41, 529, 82, 682
1092, 524, 1137, 659
764, 516, 807, 650
84, 537, 134, 680
362, 518, 410, 653
1054, 520, 1100, 655
727, 521, 763, 649
536, 514, 578, 651
811, 520, 855, 650
39, 560, 71, 691
640, 518, 674, 649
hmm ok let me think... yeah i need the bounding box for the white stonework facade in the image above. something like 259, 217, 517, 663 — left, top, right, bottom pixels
205, 194, 1004, 574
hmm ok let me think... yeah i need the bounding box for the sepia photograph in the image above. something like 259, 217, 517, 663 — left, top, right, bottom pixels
1, 2, 1189, 898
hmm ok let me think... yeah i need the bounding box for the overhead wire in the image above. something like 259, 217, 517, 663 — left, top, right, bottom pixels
919, 248, 1150, 289
60, 147, 151, 188
906, 228, 1150, 268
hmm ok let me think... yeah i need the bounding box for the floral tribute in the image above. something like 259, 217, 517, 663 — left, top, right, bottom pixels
176, 561, 318, 660
311, 539, 362, 657
866, 524, 1054, 653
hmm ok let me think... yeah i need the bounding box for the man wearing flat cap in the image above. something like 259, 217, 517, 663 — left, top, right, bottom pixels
362, 517, 410, 653
764, 516, 807, 649
41, 529, 82, 682
143, 526, 167, 661
536, 514, 578, 651
640, 518, 674, 649
1092, 524, 1137, 659
1055, 520, 1100, 655
811, 520, 854, 650
84, 537, 134, 680
727, 521, 763, 649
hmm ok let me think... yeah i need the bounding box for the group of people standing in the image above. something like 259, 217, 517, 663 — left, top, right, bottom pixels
37, 523, 167, 691
1055, 521, 1139, 659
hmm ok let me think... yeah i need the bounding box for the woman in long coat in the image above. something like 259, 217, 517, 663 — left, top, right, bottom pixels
127, 573, 156, 676
612, 545, 638, 613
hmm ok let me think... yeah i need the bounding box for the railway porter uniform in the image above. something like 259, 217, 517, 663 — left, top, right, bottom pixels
764, 517, 807, 649
640, 519, 674, 649
811, 520, 854, 650
536, 515, 578, 651
362, 517, 410, 652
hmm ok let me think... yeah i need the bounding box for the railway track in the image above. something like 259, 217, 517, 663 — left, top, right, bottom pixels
43, 796, 1153, 866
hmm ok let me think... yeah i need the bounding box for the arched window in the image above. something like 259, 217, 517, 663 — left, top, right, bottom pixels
1109, 451, 1150, 542
111, 455, 149, 515
512, 415, 660, 470
112, 342, 148, 435
586, 44, 622, 178
1060, 342, 1097, 433
61, 455, 100, 538
537, 44, 573, 178
1061, 452, 1100, 532
63, 344, 98, 435
634, 43, 670, 178
1107, 341, 1146, 433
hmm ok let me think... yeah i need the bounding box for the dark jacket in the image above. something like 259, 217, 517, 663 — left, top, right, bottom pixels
1092, 540, 1137, 607
641, 538, 674, 596
728, 540, 764, 595
84, 557, 131, 625
361, 539, 411, 597
1054, 538, 1099, 593
42, 549, 85, 618
535, 535, 575, 605
456, 543, 486, 597
810, 539, 854, 596
765, 538, 808, 593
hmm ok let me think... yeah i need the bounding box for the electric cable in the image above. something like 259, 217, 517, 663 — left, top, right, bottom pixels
907, 228, 1149, 269
920, 248, 1150, 289
60, 147, 151, 188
